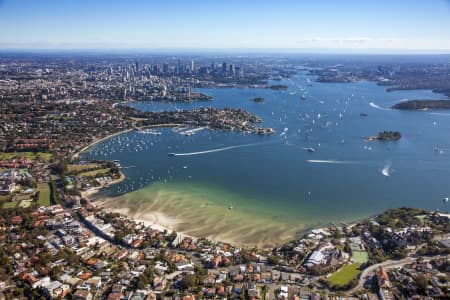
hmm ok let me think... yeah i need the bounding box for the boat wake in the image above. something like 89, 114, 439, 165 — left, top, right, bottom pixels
169, 143, 261, 156
369, 102, 389, 111
429, 112, 450, 117
381, 162, 391, 177
306, 159, 357, 164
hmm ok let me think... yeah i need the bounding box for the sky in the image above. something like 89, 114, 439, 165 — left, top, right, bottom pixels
0, 0, 449, 53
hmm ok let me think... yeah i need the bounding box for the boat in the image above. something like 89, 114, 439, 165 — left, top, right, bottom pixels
181, 127, 206, 136
168, 153, 176, 156
443, 197, 449, 204
303, 147, 315, 153
435, 146, 444, 154
145, 129, 162, 135
136, 128, 162, 135
360, 113, 368, 117
172, 126, 189, 133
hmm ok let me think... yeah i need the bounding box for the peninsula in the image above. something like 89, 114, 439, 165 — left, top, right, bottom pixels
126, 107, 275, 134
392, 99, 450, 110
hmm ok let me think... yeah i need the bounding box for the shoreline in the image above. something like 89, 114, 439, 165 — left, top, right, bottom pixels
139, 123, 182, 129
112, 100, 136, 108
75, 122, 186, 160
80, 171, 126, 199
91, 182, 319, 248
73, 128, 134, 159
71, 110, 376, 249
95, 203, 177, 234
96, 198, 258, 249
73, 125, 194, 243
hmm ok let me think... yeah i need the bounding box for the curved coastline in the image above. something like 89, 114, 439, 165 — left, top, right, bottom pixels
78, 130, 312, 247
94, 183, 315, 248
77, 81, 450, 248
73, 128, 134, 159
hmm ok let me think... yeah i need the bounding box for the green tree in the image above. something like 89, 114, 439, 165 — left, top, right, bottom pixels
414, 274, 428, 294
179, 274, 197, 290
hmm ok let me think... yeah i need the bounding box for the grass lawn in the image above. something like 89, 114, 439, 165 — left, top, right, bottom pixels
15, 193, 34, 201
68, 163, 100, 173
19, 199, 33, 208
37, 182, 51, 207
79, 168, 110, 177
0, 195, 11, 201
327, 263, 362, 287
352, 251, 369, 264
2, 201, 17, 209
0, 152, 52, 161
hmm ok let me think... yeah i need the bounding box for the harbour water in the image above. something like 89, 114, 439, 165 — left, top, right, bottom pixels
84, 71, 450, 247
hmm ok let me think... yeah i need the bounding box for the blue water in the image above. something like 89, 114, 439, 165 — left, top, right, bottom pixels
85, 71, 450, 226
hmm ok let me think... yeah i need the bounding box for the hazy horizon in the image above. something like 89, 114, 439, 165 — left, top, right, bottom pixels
1, 48, 450, 56
1, 0, 449, 53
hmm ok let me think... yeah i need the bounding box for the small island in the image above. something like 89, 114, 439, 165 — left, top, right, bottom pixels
366, 131, 402, 141
252, 97, 265, 103
392, 100, 450, 110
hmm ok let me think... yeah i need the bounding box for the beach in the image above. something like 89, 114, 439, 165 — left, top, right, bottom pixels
92, 182, 310, 248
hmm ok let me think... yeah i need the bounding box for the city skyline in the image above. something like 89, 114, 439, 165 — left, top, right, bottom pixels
1, 0, 450, 53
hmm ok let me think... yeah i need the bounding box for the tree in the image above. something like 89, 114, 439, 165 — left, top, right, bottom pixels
52, 159, 68, 175
179, 274, 197, 290
332, 230, 341, 239
267, 255, 281, 266
240, 252, 251, 264
414, 274, 428, 294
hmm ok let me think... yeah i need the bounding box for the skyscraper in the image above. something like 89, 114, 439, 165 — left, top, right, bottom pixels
222, 62, 227, 75
163, 63, 169, 75
229, 64, 235, 77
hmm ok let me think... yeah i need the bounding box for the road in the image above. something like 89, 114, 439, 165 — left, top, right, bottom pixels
350, 254, 446, 293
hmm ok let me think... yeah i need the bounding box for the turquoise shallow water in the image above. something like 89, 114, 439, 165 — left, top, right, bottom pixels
84, 72, 450, 245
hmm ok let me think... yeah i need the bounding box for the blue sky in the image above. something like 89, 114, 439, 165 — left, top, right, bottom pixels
0, 0, 449, 52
